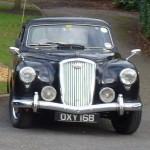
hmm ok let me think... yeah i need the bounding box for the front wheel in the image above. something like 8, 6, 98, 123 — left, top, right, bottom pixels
111, 110, 142, 134
9, 91, 33, 128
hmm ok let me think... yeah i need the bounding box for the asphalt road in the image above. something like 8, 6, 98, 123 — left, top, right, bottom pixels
0, 8, 150, 150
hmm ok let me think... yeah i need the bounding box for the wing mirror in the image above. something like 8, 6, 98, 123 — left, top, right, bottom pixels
9, 47, 24, 60
126, 49, 141, 61
9, 47, 20, 55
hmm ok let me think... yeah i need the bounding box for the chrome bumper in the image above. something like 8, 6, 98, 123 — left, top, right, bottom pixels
12, 92, 142, 115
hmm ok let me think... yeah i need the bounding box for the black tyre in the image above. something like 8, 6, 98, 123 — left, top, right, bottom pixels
111, 110, 142, 134
9, 91, 33, 128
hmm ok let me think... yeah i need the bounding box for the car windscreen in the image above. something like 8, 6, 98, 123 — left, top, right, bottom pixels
26, 24, 114, 49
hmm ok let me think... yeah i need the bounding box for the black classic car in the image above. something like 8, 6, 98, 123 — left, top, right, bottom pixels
8, 17, 142, 134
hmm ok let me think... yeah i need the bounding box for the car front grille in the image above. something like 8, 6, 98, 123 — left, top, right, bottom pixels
59, 58, 96, 107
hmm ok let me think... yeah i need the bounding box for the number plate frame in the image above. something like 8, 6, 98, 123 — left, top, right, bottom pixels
55, 112, 99, 123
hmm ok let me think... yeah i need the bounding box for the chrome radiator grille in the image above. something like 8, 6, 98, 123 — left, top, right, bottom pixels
59, 58, 96, 107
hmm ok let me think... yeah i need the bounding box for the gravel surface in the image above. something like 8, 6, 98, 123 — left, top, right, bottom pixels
0, 67, 8, 82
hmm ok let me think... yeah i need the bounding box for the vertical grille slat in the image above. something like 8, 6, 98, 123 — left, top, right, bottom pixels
60, 58, 96, 107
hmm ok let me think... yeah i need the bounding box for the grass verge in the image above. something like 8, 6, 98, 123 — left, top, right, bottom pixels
0, 82, 7, 95
0, 12, 41, 66
0, 2, 41, 94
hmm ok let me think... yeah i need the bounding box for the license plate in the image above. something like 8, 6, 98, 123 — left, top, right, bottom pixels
55, 112, 99, 123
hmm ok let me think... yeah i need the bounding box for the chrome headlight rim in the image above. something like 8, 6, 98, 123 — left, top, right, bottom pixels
41, 86, 57, 102
19, 67, 36, 84
120, 68, 137, 85
99, 87, 115, 103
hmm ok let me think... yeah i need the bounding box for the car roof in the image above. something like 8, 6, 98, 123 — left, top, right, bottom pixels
24, 17, 111, 28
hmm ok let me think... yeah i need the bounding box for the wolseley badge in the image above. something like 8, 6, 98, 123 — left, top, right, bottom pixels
72, 63, 82, 69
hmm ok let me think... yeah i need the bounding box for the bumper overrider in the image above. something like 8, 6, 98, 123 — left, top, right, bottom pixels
12, 92, 142, 116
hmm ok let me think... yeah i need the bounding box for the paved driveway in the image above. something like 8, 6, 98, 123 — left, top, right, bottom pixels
0, 8, 150, 150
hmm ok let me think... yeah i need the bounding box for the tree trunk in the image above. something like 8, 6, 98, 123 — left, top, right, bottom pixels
13, 0, 21, 10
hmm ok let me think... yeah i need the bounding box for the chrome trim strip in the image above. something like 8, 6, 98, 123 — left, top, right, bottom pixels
117, 94, 124, 115
13, 94, 142, 115
33, 92, 39, 113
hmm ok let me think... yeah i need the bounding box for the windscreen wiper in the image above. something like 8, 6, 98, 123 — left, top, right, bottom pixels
44, 42, 84, 49
29, 42, 85, 50
56, 43, 85, 50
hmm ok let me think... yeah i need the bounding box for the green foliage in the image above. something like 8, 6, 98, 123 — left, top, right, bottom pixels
140, 0, 147, 28
13, 0, 21, 10
114, 0, 140, 10
140, 0, 150, 39
0, 82, 7, 94
145, 4, 150, 38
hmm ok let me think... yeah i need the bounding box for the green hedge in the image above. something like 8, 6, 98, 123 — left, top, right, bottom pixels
114, 0, 140, 10
140, 0, 150, 39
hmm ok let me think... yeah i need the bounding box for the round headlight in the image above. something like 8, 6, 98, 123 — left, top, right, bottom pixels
19, 67, 36, 83
120, 68, 137, 85
41, 86, 57, 102
99, 87, 115, 103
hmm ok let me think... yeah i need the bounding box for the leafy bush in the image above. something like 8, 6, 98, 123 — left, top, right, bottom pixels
146, 4, 150, 38
114, 0, 140, 10
140, 0, 150, 39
